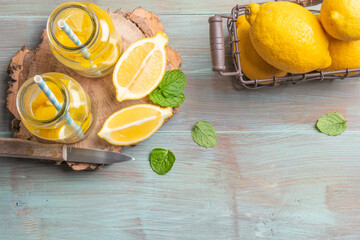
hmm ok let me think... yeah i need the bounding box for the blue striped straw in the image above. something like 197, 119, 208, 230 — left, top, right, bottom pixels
57, 19, 100, 74
33, 75, 85, 140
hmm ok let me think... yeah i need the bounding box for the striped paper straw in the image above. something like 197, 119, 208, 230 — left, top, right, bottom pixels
57, 19, 100, 74
33, 75, 85, 140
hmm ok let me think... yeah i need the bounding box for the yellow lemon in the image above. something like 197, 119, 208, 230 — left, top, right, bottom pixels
315, 13, 360, 74
321, 0, 360, 41
324, 36, 360, 74
98, 104, 172, 145
235, 16, 286, 80
112, 32, 168, 102
245, 2, 331, 74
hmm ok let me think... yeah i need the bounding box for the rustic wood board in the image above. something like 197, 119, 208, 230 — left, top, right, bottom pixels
6, 8, 182, 170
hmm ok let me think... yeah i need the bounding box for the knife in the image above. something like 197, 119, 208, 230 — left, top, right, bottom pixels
0, 138, 134, 165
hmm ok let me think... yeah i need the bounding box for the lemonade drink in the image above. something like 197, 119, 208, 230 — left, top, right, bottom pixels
47, 2, 121, 78
16, 73, 93, 143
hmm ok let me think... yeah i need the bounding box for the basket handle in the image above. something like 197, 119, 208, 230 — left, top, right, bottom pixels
209, 15, 226, 72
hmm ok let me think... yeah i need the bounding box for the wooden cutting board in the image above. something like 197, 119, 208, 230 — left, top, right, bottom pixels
6, 7, 182, 171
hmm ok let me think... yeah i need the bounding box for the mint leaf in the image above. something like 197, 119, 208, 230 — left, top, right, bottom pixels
150, 148, 176, 175
192, 121, 217, 148
158, 70, 186, 98
150, 89, 185, 107
316, 112, 347, 136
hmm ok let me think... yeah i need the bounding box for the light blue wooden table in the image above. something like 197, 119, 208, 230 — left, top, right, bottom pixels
1, 1, 360, 239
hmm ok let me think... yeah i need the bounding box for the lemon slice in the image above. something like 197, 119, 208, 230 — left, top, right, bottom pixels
37, 127, 63, 140
112, 32, 168, 102
98, 104, 172, 145
65, 10, 93, 43
55, 10, 93, 48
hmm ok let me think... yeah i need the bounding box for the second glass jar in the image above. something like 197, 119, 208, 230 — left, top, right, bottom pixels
16, 72, 93, 143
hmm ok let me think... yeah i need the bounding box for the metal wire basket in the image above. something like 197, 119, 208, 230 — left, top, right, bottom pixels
208, 0, 360, 89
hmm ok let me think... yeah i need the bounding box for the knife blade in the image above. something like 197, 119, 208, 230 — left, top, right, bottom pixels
0, 138, 134, 165
67, 146, 134, 164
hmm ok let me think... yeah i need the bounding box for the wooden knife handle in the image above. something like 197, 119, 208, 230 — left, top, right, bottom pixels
0, 138, 66, 161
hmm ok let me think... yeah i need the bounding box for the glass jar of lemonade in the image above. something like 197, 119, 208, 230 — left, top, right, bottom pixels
16, 72, 93, 143
47, 2, 121, 78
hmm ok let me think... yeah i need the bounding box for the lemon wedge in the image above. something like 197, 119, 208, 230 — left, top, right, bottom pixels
98, 104, 172, 145
112, 32, 168, 102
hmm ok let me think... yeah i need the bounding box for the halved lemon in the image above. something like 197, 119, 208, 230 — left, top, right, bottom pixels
98, 104, 172, 145
112, 32, 168, 102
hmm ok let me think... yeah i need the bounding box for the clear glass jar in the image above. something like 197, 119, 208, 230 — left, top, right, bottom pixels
47, 2, 121, 78
16, 72, 93, 143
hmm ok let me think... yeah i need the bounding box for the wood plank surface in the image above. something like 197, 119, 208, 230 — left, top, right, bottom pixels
0, 0, 321, 15
1, 0, 360, 239
0, 0, 257, 15
1, 132, 360, 239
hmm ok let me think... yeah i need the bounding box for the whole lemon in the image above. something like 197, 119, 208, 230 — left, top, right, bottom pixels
245, 2, 332, 74
235, 16, 286, 80
324, 36, 360, 74
321, 0, 360, 41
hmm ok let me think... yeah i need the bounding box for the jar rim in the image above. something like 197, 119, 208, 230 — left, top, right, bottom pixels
17, 74, 70, 126
47, 2, 99, 53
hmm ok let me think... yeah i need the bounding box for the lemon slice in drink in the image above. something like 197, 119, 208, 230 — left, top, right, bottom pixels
98, 104, 172, 145
65, 11, 92, 45
112, 32, 168, 102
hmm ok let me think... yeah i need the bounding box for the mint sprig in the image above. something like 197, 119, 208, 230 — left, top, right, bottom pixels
316, 112, 347, 136
150, 70, 186, 107
150, 148, 176, 175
